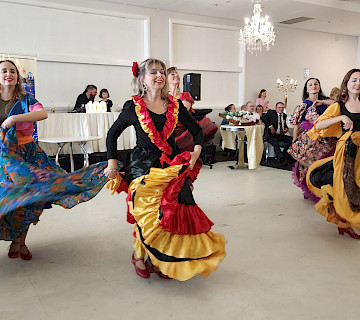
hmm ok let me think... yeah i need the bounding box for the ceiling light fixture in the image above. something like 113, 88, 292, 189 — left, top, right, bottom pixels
239, 0, 276, 55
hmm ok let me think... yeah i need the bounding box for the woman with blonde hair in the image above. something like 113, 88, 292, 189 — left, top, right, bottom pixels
329, 87, 340, 101
105, 58, 225, 280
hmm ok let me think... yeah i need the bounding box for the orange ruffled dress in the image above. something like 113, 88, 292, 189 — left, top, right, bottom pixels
306, 102, 360, 230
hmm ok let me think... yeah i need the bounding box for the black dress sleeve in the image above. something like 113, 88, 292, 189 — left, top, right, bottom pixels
177, 100, 204, 146
106, 100, 137, 159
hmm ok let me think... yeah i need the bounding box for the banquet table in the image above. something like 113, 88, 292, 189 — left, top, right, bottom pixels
38, 136, 101, 172
220, 124, 264, 169
37, 112, 136, 156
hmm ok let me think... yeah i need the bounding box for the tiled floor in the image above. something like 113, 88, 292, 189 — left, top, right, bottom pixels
1, 162, 359, 320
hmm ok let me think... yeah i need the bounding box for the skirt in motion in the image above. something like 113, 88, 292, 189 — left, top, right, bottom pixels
0, 127, 110, 240
306, 131, 360, 229
117, 149, 226, 281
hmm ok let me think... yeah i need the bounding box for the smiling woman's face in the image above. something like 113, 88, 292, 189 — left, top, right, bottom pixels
0, 61, 18, 88
347, 72, 360, 95
306, 79, 320, 94
142, 63, 166, 91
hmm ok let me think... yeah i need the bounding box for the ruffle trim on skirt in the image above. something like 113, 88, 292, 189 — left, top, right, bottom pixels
314, 184, 351, 228
128, 153, 225, 280
133, 225, 225, 281
160, 162, 213, 234
292, 162, 320, 203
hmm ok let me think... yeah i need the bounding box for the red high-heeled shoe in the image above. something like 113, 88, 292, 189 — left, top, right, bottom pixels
20, 245, 32, 260
131, 252, 150, 279
145, 259, 171, 279
338, 227, 360, 239
8, 243, 20, 259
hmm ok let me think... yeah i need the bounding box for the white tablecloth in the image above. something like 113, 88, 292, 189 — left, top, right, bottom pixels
220, 124, 264, 169
37, 113, 136, 156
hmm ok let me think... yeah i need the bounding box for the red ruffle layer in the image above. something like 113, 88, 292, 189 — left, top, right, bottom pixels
160, 161, 213, 235
125, 153, 209, 234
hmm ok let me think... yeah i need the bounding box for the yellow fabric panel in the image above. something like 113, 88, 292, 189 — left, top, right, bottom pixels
333, 132, 360, 228
128, 165, 182, 234
105, 172, 122, 194
128, 163, 226, 281
133, 224, 226, 281
307, 103, 342, 140
314, 184, 351, 228
146, 246, 225, 281
307, 131, 360, 229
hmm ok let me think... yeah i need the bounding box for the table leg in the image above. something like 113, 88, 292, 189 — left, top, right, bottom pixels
236, 131, 246, 168
55, 142, 66, 166
69, 142, 75, 172
77, 141, 89, 167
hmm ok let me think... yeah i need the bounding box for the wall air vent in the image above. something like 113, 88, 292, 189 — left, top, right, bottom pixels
279, 17, 314, 24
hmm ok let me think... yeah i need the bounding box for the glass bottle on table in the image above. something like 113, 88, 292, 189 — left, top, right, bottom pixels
50, 100, 55, 113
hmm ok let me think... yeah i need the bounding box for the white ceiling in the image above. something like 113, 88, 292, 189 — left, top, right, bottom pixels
93, 0, 360, 36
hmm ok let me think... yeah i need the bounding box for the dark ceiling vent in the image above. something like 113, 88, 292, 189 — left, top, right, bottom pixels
279, 17, 314, 24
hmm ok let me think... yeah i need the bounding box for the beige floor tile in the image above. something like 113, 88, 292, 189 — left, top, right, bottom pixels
1, 162, 359, 320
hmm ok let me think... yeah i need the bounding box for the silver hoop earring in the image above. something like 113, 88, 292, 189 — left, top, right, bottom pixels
142, 83, 147, 91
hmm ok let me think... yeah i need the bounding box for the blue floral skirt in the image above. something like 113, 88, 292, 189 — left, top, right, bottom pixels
0, 127, 110, 241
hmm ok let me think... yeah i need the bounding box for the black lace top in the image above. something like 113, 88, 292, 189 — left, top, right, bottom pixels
339, 101, 360, 132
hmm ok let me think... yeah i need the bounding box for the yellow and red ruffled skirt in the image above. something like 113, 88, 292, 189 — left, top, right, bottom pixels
123, 152, 226, 281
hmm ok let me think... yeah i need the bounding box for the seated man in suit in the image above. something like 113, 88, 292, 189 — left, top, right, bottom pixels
73, 84, 97, 112
263, 102, 292, 164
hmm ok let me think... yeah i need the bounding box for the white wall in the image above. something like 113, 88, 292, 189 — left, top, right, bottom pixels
0, 0, 358, 122
0, 0, 243, 112
171, 21, 243, 109
245, 26, 358, 114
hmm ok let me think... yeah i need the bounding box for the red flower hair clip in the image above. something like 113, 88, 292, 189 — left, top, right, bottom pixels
132, 62, 139, 77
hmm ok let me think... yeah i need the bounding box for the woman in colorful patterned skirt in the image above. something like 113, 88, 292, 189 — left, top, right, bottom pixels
0, 60, 110, 260
307, 69, 360, 239
288, 78, 337, 201
105, 59, 225, 281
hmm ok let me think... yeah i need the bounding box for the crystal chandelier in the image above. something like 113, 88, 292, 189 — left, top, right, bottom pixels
239, 0, 276, 54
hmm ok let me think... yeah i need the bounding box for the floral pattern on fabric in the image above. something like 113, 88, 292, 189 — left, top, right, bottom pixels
289, 132, 337, 168
289, 102, 307, 125
288, 100, 337, 200
0, 126, 110, 241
